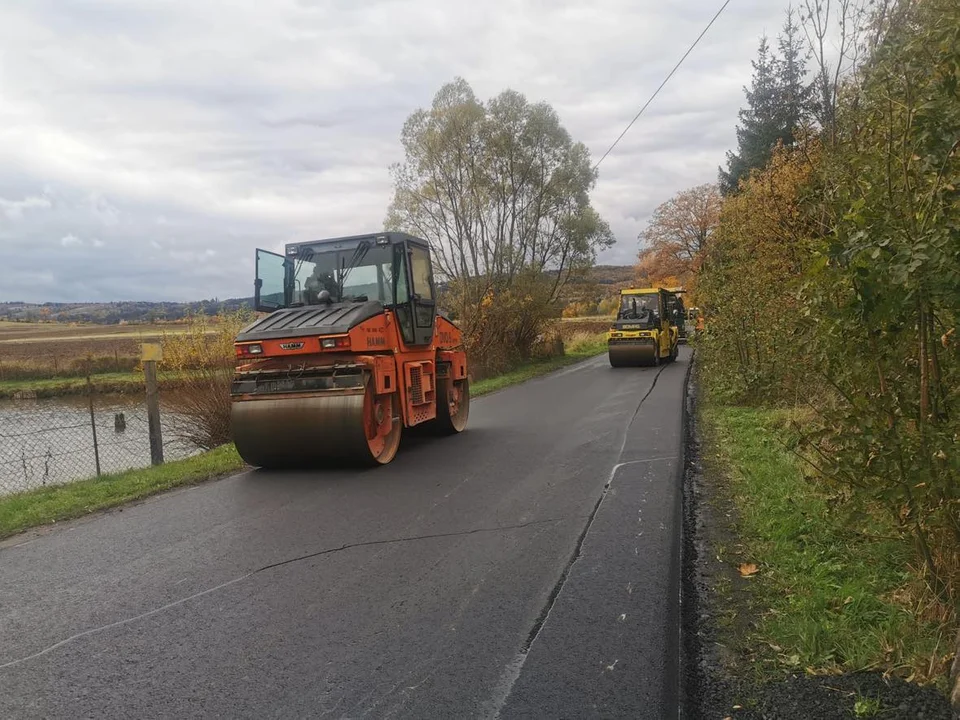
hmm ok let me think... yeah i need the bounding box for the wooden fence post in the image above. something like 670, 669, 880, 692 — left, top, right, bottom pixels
87, 376, 101, 477
142, 343, 164, 466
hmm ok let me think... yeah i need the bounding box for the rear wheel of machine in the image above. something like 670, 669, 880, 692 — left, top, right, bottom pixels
362, 383, 402, 464
435, 376, 470, 434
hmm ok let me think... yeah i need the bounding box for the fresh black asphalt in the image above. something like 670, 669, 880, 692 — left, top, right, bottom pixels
0, 348, 691, 719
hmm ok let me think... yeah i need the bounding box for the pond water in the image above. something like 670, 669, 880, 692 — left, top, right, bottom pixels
0, 394, 203, 496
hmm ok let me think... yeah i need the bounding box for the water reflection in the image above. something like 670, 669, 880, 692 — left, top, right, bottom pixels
0, 394, 202, 495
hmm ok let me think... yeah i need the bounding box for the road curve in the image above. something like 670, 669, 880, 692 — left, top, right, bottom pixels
0, 348, 691, 719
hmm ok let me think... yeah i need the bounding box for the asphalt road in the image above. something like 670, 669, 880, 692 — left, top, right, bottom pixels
0, 348, 691, 720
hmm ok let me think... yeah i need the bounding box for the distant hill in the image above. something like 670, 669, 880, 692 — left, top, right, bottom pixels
577, 265, 636, 287
0, 298, 254, 325
0, 264, 635, 326
557, 265, 637, 303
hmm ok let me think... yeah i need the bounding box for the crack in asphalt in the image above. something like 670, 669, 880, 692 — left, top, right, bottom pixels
527, 363, 666, 653
489, 363, 670, 719
0, 517, 572, 671
619, 363, 666, 457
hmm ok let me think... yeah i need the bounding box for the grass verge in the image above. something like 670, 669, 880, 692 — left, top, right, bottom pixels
0, 445, 244, 540
704, 404, 949, 685
0, 339, 607, 540
472, 337, 607, 396
0, 372, 146, 399
0, 371, 198, 399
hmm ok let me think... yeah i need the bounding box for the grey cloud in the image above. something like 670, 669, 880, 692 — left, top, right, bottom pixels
0, 0, 795, 302
0, 194, 53, 220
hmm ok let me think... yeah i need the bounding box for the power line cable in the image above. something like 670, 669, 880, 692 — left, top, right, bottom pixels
593, 0, 734, 171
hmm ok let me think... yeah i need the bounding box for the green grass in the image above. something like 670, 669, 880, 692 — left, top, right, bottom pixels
704, 405, 944, 681
472, 339, 607, 396
0, 372, 145, 399
0, 370, 199, 399
0, 445, 244, 539
853, 696, 882, 717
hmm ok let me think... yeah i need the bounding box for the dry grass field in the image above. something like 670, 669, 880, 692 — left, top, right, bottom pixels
0, 316, 612, 385
552, 317, 614, 339
0, 321, 205, 382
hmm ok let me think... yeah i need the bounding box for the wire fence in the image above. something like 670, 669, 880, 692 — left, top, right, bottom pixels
0, 384, 201, 497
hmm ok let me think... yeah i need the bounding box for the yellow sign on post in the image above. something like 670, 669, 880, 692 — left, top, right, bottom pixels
141, 342, 164, 465
141, 342, 163, 362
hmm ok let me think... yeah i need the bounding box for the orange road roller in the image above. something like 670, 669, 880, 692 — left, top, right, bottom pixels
230, 232, 469, 467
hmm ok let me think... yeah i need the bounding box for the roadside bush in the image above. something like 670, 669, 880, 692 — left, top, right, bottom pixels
159, 310, 254, 450
447, 274, 561, 378
530, 328, 565, 361
697, 139, 821, 404
597, 296, 619, 316
697, 0, 959, 671
562, 300, 599, 318
794, 0, 960, 610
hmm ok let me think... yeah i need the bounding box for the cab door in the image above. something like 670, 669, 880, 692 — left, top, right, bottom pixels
407, 242, 437, 346
254, 248, 290, 312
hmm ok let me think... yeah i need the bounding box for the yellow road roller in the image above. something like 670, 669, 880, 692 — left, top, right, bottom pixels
230, 232, 470, 467
607, 287, 680, 367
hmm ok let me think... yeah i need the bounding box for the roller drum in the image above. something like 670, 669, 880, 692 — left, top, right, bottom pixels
608, 341, 658, 367
231, 390, 376, 468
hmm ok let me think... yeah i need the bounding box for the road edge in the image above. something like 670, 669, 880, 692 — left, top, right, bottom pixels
679, 347, 700, 720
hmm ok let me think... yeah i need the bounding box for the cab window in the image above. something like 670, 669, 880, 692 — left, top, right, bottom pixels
394, 245, 410, 305
410, 245, 434, 300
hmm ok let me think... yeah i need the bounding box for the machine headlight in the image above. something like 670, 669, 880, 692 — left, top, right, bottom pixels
321, 336, 351, 349
247, 344, 263, 355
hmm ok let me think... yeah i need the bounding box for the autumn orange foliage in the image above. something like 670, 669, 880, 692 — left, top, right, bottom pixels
635, 183, 721, 302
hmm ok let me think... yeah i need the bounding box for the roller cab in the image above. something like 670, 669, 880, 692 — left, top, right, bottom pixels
606, 287, 680, 367
230, 232, 469, 468
662, 287, 688, 343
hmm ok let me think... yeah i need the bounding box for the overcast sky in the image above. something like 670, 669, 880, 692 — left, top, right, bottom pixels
0, 0, 798, 303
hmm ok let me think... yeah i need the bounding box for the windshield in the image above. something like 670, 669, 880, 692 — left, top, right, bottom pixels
618, 294, 659, 321
290, 243, 395, 305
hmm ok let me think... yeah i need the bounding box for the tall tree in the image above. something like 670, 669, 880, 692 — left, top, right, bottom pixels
801, 0, 873, 145
775, 7, 813, 140
386, 77, 612, 293
636, 183, 721, 286
385, 77, 613, 370
720, 8, 814, 195
720, 36, 781, 195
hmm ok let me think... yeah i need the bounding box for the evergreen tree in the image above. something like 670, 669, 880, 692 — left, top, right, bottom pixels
774, 8, 813, 144
719, 8, 814, 195
719, 36, 781, 195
